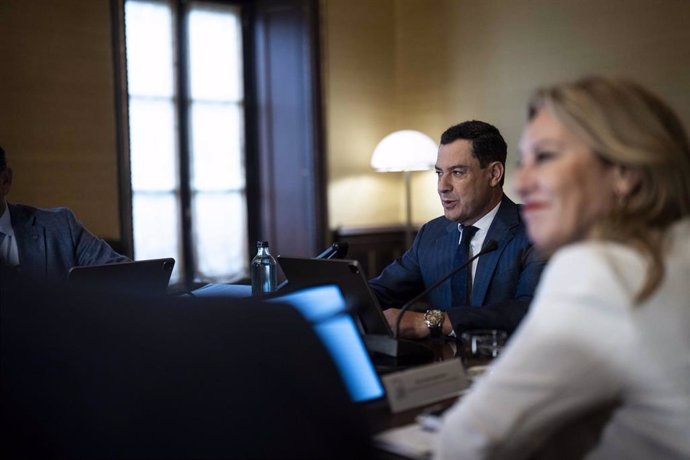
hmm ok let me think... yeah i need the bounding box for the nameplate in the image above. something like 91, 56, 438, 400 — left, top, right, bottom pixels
382, 359, 469, 413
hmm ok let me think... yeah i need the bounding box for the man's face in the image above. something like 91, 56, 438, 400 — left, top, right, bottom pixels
0, 167, 13, 214
435, 139, 503, 225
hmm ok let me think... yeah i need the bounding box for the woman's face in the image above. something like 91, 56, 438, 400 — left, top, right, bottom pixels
515, 108, 618, 254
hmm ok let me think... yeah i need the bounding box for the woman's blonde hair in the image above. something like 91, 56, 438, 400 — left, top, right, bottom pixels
528, 76, 690, 302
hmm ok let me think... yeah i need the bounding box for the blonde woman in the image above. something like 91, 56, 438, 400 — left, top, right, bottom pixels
436, 77, 690, 460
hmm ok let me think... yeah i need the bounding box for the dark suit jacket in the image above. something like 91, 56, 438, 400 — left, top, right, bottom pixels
8, 203, 129, 280
369, 195, 545, 333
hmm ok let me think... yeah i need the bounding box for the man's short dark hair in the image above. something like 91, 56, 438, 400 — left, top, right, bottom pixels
440, 121, 507, 185
0, 146, 6, 172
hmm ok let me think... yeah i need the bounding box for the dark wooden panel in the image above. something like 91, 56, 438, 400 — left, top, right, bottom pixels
251, 0, 326, 259
333, 225, 414, 279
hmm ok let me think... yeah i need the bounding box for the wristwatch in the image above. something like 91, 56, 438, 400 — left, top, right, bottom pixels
424, 309, 445, 338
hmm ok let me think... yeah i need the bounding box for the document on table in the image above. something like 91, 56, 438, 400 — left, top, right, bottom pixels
373, 420, 439, 460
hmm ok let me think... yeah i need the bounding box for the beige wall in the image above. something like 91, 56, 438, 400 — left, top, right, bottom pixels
3, 0, 689, 238
323, 0, 690, 230
321, 0, 401, 229
0, 0, 121, 239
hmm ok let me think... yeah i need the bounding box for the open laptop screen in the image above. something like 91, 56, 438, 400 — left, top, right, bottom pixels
269, 285, 385, 403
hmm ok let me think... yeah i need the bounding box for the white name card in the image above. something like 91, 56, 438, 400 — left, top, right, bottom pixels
382, 359, 469, 413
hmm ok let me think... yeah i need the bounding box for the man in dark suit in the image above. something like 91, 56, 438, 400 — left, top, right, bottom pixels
0, 146, 128, 279
369, 121, 545, 338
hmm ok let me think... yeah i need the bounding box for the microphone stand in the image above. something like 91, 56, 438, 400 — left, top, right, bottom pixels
361, 332, 435, 364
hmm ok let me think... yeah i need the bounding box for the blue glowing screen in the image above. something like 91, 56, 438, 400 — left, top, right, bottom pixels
269, 285, 385, 403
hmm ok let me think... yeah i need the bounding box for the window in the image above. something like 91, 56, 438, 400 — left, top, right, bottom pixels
123, 0, 247, 284
116, 0, 326, 287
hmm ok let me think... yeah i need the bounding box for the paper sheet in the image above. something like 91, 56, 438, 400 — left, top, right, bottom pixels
374, 423, 437, 460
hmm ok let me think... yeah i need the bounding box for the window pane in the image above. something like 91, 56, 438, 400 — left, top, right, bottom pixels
188, 4, 243, 101
133, 192, 181, 282
190, 102, 244, 191
193, 192, 247, 281
124, 1, 174, 97
124, 0, 247, 284
129, 98, 177, 191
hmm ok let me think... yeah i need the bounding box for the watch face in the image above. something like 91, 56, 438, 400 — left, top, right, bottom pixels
424, 309, 444, 328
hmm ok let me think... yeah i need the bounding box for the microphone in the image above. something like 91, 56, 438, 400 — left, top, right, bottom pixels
275, 242, 351, 291
316, 241, 349, 260
394, 240, 498, 338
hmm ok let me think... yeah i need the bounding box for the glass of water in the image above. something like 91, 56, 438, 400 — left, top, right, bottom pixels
461, 330, 508, 358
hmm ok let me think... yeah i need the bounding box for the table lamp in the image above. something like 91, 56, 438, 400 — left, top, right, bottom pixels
370, 130, 437, 247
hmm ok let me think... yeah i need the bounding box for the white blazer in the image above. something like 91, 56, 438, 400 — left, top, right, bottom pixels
436, 218, 690, 460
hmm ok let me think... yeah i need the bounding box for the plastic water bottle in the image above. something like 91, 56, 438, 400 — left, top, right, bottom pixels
251, 240, 277, 296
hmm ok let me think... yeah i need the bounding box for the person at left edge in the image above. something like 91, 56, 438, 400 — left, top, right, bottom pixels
369, 121, 546, 339
0, 145, 130, 280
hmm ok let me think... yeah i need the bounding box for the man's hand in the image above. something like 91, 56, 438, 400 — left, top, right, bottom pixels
383, 309, 429, 338
383, 308, 454, 339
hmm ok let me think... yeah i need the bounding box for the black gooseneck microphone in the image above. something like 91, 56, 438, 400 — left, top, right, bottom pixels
276, 242, 351, 291
316, 241, 349, 260
394, 240, 499, 338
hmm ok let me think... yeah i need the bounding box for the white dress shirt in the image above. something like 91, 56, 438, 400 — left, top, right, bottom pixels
436, 218, 690, 460
458, 201, 500, 284
0, 201, 20, 266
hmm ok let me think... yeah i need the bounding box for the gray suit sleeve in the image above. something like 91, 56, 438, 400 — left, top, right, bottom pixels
62, 209, 130, 266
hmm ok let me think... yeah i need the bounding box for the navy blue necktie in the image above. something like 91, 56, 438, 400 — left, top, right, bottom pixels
451, 225, 478, 306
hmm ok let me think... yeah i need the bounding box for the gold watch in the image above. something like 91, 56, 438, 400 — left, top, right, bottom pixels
424, 309, 445, 338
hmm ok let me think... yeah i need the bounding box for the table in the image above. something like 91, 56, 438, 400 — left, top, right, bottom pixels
365, 335, 497, 459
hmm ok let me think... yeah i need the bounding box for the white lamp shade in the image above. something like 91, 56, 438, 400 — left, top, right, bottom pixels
370, 130, 438, 172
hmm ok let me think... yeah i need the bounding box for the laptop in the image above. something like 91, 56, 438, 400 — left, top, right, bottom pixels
278, 256, 435, 365
267, 284, 465, 419
68, 258, 175, 296
268, 284, 386, 403
277, 256, 392, 336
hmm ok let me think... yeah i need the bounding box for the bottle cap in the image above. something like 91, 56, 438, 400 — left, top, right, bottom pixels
256, 240, 269, 248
